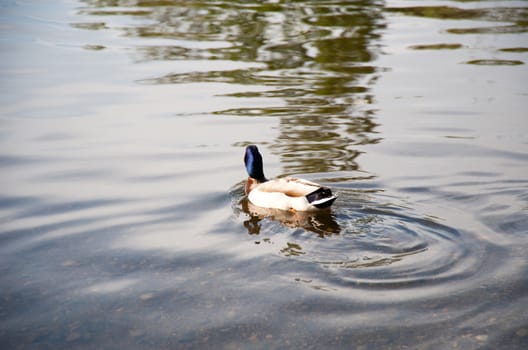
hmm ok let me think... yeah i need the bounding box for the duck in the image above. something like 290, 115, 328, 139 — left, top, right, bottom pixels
244, 145, 337, 211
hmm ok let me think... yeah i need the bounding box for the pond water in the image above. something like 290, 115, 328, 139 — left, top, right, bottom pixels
1, 0, 527, 348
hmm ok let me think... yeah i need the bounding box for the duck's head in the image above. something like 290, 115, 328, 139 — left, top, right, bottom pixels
244, 145, 267, 183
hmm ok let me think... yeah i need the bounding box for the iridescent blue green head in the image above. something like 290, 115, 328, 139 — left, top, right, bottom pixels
244, 145, 267, 183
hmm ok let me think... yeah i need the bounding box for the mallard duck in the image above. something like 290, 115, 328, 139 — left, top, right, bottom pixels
244, 145, 336, 211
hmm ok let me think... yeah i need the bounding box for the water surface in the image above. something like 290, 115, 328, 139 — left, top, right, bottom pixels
1, 0, 527, 349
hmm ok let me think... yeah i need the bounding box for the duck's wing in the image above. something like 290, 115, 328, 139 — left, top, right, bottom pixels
256, 178, 320, 197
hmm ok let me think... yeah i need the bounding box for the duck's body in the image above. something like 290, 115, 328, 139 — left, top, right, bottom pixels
244, 145, 336, 211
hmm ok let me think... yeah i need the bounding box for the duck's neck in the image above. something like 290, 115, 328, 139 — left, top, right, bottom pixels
246, 162, 266, 182
245, 176, 268, 194
245, 177, 256, 195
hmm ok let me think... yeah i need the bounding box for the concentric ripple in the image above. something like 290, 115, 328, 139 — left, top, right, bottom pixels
231, 178, 480, 293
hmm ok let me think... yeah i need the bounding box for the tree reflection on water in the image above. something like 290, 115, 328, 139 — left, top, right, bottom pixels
80, 0, 385, 174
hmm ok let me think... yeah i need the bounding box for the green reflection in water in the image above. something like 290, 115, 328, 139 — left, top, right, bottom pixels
465, 59, 524, 66
387, 5, 528, 23
448, 25, 528, 35
386, 6, 485, 20
71, 21, 107, 30
499, 47, 528, 53
79, 0, 385, 174
388, 5, 528, 36
280, 242, 305, 257
409, 43, 463, 50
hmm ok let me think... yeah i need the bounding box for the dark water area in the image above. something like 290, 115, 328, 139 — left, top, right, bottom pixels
1, 0, 527, 349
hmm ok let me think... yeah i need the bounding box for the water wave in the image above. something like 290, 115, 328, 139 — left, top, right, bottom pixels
231, 176, 481, 294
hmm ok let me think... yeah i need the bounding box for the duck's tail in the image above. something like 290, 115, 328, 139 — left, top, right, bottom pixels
306, 187, 337, 209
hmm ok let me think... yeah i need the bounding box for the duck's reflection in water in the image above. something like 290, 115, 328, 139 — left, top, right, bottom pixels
241, 197, 340, 237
